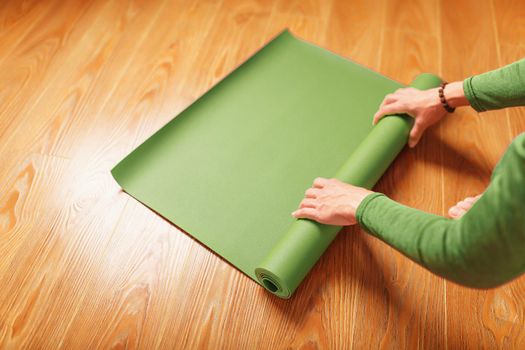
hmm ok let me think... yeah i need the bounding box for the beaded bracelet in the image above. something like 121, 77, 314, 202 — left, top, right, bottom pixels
438, 82, 455, 113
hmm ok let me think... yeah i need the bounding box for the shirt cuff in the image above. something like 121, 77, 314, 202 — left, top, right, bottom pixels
355, 192, 385, 232
463, 77, 486, 112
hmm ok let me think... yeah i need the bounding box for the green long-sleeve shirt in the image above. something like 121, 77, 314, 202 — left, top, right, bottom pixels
356, 58, 525, 288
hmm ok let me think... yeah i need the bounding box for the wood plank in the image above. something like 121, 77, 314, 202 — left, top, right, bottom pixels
440, 0, 525, 348
350, 1, 446, 349
486, 1, 525, 347
1, 0, 525, 348
0, 154, 74, 347
0, 0, 64, 67
323, 0, 384, 67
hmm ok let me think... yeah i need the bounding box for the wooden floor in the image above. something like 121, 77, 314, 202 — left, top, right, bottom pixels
1, 0, 524, 348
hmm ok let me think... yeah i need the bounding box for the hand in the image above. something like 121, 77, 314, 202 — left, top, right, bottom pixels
291, 177, 373, 226
448, 194, 482, 219
373, 81, 469, 147
373, 87, 446, 148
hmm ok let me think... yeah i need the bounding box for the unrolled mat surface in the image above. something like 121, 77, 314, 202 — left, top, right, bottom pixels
112, 30, 441, 298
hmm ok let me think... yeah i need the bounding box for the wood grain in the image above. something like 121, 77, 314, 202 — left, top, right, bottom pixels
349, 1, 446, 349
0, 0, 524, 348
439, 1, 525, 349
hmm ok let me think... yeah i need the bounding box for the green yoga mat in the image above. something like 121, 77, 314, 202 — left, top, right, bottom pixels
112, 30, 441, 298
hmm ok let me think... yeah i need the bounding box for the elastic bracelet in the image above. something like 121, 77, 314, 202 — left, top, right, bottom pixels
438, 82, 455, 113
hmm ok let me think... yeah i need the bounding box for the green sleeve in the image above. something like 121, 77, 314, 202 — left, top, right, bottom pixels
463, 58, 525, 112
355, 133, 525, 288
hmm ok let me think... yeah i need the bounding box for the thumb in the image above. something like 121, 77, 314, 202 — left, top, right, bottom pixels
408, 122, 425, 148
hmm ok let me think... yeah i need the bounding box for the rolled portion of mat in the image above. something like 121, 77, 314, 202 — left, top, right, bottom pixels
255, 73, 442, 298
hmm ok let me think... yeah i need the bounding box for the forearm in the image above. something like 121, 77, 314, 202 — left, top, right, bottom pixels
356, 194, 491, 287
435, 58, 525, 112
357, 194, 523, 288
463, 58, 525, 112
356, 137, 525, 288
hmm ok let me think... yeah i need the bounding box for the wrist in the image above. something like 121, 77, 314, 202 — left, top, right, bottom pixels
355, 192, 384, 228
443, 81, 469, 108
344, 188, 374, 224
354, 188, 374, 210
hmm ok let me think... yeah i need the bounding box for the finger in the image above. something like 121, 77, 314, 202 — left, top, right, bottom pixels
380, 103, 404, 116
373, 106, 388, 125
372, 112, 381, 125
379, 94, 397, 108
373, 108, 386, 125
448, 206, 467, 219
373, 103, 403, 125
299, 199, 317, 209
373, 99, 394, 125
463, 196, 477, 204
453, 208, 467, 219
313, 177, 328, 188
305, 188, 318, 198
456, 200, 473, 210
408, 122, 425, 148
292, 208, 319, 220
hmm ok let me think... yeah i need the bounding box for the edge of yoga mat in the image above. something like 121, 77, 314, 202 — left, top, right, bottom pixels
111, 29, 442, 299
